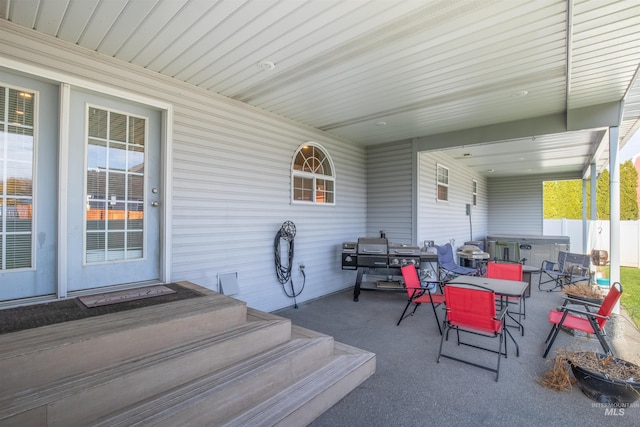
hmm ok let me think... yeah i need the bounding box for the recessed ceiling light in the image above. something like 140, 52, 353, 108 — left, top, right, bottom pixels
375, 121, 387, 127
487, 169, 495, 173
512, 90, 529, 97
257, 61, 275, 71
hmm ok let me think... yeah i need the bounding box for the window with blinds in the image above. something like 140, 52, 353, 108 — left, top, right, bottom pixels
0, 86, 35, 270
85, 106, 146, 262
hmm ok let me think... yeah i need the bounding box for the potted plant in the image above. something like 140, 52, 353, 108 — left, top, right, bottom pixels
539, 349, 640, 404
562, 284, 605, 305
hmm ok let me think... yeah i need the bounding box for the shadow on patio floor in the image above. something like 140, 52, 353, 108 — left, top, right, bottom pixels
275, 275, 640, 426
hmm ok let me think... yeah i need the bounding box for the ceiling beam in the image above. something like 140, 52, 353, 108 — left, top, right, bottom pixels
567, 101, 624, 132
413, 114, 566, 152
413, 100, 624, 153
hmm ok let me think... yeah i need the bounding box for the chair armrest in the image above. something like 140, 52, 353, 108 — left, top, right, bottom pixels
558, 306, 610, 320
495, 306, 508, 321
406, 287, 426, 296
568, 267, 591, 281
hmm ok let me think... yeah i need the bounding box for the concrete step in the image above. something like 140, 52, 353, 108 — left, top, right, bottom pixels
0, 318, 292, 427
92, 336, 340, 426
0, 292, 247, 397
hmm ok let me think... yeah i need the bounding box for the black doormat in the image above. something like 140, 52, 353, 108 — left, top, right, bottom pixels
0, 283, 204, 335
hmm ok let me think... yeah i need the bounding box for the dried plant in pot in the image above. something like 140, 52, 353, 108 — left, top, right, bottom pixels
562, 284, 605, 304
539, 349, 640, 404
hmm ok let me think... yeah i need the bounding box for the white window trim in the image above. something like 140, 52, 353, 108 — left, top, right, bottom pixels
436, 164, 449, 202
472, 179, 478, 206
291, 142, 336, 205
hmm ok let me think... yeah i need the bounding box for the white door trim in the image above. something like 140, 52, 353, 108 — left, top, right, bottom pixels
58, 82, 70, 298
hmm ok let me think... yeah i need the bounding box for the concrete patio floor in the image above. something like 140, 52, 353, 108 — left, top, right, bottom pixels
275, 274, 640, 427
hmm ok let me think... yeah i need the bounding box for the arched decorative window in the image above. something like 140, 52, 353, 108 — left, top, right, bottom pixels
291, 143, 335, 204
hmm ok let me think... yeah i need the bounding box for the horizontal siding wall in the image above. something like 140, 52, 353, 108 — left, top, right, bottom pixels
487, 176, 542, 235
0, 21, 366, 312
487, 172, 576, 236
366, 141, 414, 244
418, 151, 488, 249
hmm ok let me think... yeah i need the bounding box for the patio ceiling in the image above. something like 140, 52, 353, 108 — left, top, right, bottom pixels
2, 0, 640, 178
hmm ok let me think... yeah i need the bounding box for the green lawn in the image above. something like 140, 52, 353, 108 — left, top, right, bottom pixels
609, 267, 640, 329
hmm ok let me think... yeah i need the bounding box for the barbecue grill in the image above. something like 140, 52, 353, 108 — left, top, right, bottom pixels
341, 238, 421, 270
342, 237, 427, 301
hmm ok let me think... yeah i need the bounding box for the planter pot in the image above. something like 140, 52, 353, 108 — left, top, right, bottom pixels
569, 353, 640, 404
565, 294, 604, 305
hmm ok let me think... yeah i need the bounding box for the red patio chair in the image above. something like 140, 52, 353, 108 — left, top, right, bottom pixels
486, 261, 525, 329
397, 265, 446, 335
437, 282, 510, 381
543, 282, 622, 358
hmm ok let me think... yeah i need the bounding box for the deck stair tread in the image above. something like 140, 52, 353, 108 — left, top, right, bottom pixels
0, 319, 291, 423
0, 284, 376, 426
0, 294, 247, 396
0, 294, 244, 354
92, 336, 338, 426
223, 345, 375, 427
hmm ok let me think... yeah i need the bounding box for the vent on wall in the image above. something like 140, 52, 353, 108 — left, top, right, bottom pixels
218, 273, 240, 296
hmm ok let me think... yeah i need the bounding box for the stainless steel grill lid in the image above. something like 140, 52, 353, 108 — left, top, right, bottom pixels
357, 238, 387, 254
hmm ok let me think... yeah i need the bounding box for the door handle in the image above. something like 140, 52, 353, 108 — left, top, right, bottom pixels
151, 201, 159, 207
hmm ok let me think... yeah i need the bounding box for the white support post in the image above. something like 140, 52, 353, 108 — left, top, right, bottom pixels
582, 179, 587, 253
609, 126, 620, 319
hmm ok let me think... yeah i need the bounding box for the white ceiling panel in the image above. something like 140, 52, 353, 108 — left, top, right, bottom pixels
2, 0, 640, 179
55, 0, 99, 43
33, 0, 70, 36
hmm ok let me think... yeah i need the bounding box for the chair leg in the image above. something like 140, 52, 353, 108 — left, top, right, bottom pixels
430, 303, 443, 335
504, 327, 519, 357
587, 317, 614, 356
594, 332, 613, 356
495, 330, 504, 382
437, 323, 450, 362
396, 300, 415, 326
543, 323, 562, 358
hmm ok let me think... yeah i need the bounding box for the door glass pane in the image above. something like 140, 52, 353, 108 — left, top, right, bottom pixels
86, 107, 146, 263
0, 87, 34, 270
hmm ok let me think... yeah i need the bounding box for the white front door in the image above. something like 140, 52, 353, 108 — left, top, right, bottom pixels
66, 90, 162, 291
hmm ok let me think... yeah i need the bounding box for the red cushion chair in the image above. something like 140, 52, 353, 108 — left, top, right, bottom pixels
437, 282, 512, 381
486, 261, 525, 331
543, 282, 622, 358
397, 265, 446, 335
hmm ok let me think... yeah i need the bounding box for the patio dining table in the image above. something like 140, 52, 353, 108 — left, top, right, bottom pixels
447, 275, 528, 299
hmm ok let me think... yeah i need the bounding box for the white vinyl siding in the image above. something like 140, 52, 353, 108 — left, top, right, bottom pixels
365, 140, 414, 244
418, 151, 488, 248
487, 173, 576, 236
0, 24, 366, 312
